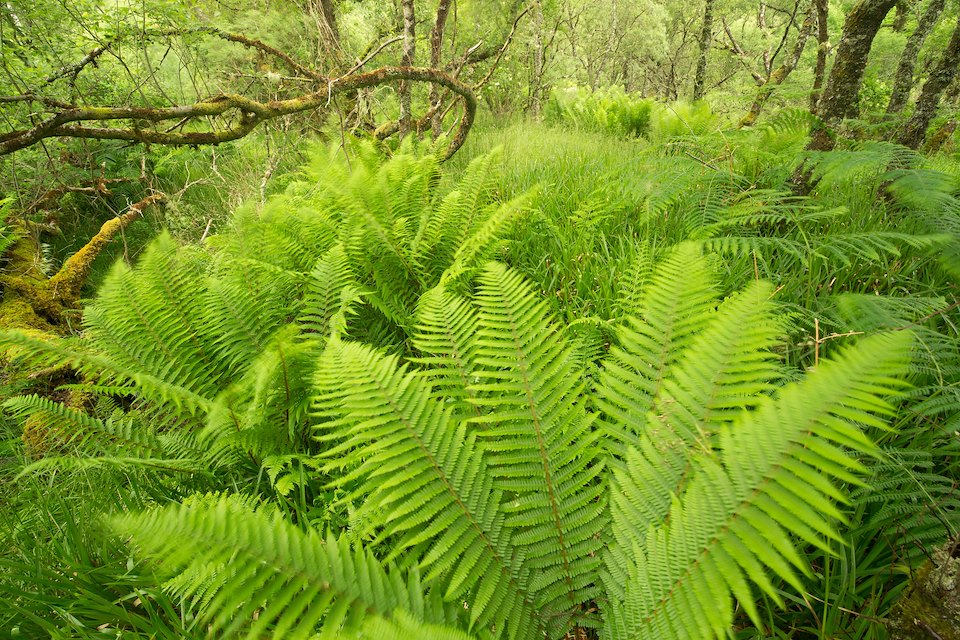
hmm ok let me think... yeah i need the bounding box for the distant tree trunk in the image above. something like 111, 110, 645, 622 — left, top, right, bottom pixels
892, 0, 911, 31
529, 0, 547, 115
318, 0, 341, 54
810, 0, 830, 111
886, 0, 946, 114
429, 0, 452, 137
741, 1, 816, 127
898, 11, 960, 149
399, 0, 417, 138
808, 0, 899, 150
692, 0, 716, 101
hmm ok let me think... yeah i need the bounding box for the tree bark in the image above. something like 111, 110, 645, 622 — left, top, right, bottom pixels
740, 1, 816, 127
529, 0, 547, 115
886, 0, 946, 114
808, 0, 899, 150
429, 0, 452, 137
399, 0, 417, 138
898, 10, 960, 149
692, 0, 716, 101
809, 0, 830, 112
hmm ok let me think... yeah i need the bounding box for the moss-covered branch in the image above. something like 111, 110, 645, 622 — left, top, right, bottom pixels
0, 66, 476, 160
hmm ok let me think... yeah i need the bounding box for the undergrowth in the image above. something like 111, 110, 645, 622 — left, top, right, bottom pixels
0, 120, 957, 639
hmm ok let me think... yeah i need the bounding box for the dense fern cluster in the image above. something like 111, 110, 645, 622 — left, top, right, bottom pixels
1, 128, 958, 638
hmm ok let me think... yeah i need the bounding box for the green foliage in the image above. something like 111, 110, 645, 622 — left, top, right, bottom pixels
2, 122, 959, 639
546, 86, 654, 137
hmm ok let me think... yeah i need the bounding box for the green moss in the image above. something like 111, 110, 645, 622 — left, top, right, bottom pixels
888, 546, 960, 639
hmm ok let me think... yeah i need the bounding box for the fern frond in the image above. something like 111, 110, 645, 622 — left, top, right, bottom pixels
602, 280, 784, 603
597, 244, 717, 450
470, 262, 605, 632
0, 330, 211, 416
314, 339, 545, 640
5, 394, 168, 458
112, 494, 454, 638
411, 286, 482, 416
605, 332, 912, 640
83, 234, 229, 397
297, 243, 361, 337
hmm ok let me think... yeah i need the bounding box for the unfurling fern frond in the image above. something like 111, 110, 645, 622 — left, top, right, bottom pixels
112, 494, 459, 639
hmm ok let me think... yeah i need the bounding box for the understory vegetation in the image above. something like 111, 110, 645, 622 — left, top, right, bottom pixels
2, 0, 960, 638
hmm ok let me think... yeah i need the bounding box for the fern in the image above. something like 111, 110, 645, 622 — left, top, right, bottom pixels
113, 494, 460, 639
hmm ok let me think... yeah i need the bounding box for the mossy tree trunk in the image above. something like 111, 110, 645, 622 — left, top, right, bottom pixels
886, 0, 946, 115
810, 0, 830, 112
0, 193, 164, 334
429, 0, 452, 137
398, 0, 417, 138
692, 0, 716, 101
887, 543, 960, 640
897, 10, 960, 149
807, 0, 899, 151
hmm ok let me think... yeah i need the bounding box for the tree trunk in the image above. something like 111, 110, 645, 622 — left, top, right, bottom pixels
313, 0, 343, 65
0, 194, 164, 333
741, 1, 816, 127
886, 0, 946, 114
808, 0, 899, 150
692, 0, 716, 101
898, 11, 960, 149
399, 0, 417, 138
810, 0, 830, 112
885, 543, 960, 640
529, 0, 547, 115
429, 0, 452, 137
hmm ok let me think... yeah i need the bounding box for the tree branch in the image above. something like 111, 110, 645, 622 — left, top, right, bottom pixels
0, 67, 477, 160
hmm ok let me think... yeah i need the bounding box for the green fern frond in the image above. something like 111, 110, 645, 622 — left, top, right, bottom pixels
411, 286, 482, 415
6, 394, 163, 455
298, 243, 361, 337
605, 332, 912, 640
0, 330, 212, 416
597, 244, 717, 449
112, 494, 454, 639
470, 262, 605, 631
314, 338, 545, 640
84, 234, 229, 397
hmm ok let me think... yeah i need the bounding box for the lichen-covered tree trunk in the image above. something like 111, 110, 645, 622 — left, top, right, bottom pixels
398, 0, 417, 138
740, 1, 816, 127
886, 543, 960, 640
807, 0, 899, 150
897, 11, 960, 149
886, 0, 946, 115
0, 194, 164, 334
810, 0, 830, 112
692, 0, 716, 101
429, 0, 452, 137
